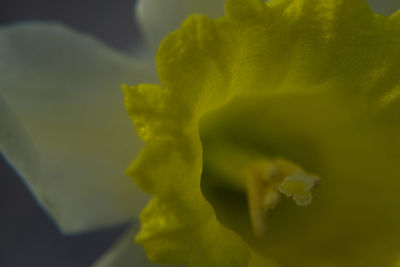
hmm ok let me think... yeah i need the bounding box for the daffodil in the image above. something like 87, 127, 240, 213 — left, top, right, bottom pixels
123, 0, 400, 266
0, 0, 398, 266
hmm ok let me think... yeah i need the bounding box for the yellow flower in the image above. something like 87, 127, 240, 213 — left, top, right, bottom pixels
124, 0, 400, 266
0, 0, 398, 266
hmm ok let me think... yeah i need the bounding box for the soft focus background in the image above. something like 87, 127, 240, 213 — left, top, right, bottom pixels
0, 0, 141, 266
1, 0, 400, 266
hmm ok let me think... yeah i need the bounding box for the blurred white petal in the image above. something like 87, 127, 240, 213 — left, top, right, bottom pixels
92, 225, 181, 267
0, 95, 39, 186
136, 0, 225, 52
0, 22, 157, 234
367, 0, 400, 15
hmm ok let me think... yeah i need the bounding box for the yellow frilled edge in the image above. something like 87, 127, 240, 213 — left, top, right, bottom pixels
123, 0, 400, 266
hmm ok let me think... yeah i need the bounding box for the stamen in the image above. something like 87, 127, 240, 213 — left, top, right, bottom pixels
245, 158, 319, 237
245, 161, 277, 237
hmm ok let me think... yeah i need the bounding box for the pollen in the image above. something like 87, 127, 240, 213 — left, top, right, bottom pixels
279, 174, 316, 206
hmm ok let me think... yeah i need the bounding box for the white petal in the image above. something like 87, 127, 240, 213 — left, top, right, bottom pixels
1, 95, 39, 185
92, 225, 182, 267
367, 0, 400, 15
136, 0, 225, 52
0, 22, 156, 234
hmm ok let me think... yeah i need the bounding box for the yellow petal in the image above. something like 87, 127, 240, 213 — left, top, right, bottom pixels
125, 0, 400, 265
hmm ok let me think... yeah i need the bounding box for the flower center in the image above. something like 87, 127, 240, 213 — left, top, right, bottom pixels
245, 158, 318, 237
199, 94, 320, 239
